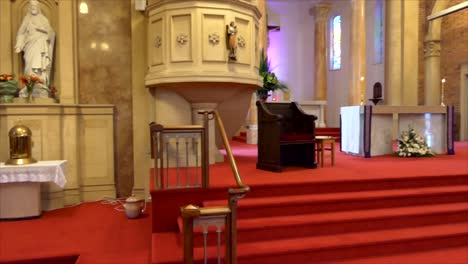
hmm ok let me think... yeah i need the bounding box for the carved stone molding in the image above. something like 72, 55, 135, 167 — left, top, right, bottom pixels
208, 33, 220, 45
238, 35, 246, 48
424, 40, 441, 58
155, 36, 162, 48
176, 34, 189, 45
309, 3, 332, 23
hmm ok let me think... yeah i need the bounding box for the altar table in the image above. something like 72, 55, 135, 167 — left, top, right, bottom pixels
0, 160, 67, 219
340, 105, 455, 157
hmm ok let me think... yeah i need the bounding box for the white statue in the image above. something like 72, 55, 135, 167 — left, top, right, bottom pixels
15, 0, 55, 97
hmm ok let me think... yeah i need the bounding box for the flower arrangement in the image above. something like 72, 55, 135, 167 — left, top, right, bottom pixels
20, 75, 45, 100
258, 50, 287, 97
48, 84, 58, 100
0, 74, 19, 103
397, 127, 435, 157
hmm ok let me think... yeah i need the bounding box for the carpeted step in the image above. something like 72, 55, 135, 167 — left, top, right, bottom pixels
183, 202, 468, 247
328, 245, 468, 264
153, 223, 468, 264
203, 185, 468, 218
235, 222, 468, 264
236, 175, 468, 200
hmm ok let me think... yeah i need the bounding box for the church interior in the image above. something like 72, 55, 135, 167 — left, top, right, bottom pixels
0, 0, 467, 263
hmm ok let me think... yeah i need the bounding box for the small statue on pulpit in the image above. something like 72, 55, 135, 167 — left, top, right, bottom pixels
226, 22, 238, 61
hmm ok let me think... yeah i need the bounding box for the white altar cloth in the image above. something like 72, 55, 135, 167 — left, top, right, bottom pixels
0, 160, 67, 188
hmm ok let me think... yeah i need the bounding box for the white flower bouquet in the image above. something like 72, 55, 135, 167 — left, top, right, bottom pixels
397, 127, 435, 157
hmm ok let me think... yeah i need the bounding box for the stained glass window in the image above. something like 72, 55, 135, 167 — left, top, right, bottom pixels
331, 15, 342, 70
374, 0, 384, 64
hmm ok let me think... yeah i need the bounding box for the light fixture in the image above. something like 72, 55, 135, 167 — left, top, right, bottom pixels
79, 2, 88, 14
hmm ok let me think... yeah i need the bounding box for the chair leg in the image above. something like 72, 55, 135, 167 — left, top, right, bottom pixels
331, 141, 335, 166
320, 142, 324, 167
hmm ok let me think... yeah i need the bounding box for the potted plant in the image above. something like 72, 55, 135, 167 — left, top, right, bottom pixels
0, 74, 19, 103
258, 50, 287, 101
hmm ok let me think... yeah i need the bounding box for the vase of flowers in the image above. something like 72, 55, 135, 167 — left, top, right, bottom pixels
0, 74, 19, 103
397, 127, 435, 157
19, 75, 46, 102
258, 50, 287, 101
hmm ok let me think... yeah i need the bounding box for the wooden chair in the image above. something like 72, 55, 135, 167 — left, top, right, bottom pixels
256, 101, 317, 172
315, 136, 336, 167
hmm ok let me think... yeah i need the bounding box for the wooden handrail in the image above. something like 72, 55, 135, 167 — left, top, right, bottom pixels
179, 111, 249, 264
199, 110, 249, 192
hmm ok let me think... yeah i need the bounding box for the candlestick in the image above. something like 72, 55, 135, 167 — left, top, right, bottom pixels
441, 78, 446, 106
360, 76, 365, 106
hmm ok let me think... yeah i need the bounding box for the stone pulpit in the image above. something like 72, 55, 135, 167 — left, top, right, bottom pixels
145, 0, 262, 164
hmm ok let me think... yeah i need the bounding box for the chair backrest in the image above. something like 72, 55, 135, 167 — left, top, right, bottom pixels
257, 101, 316, 135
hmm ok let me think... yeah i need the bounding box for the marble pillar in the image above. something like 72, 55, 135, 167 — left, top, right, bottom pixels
311, 4, 332, 103
349, 0, 366, 106
424, 40, 442, 106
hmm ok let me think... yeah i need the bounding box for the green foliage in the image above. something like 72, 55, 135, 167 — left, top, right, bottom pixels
258, 49, 287, 93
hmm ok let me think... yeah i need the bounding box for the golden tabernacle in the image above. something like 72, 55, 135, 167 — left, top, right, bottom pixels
5, 124, 37, 165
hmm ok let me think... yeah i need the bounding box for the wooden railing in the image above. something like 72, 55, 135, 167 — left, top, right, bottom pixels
149, 122, 209, 189
181, 110, 249, 264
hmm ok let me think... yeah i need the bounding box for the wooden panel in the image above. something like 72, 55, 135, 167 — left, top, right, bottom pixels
150, 17, 163, 66
234, 17, 251, 65
171, 14, 192, 62
80, 117, 114, 185
202, 14, 226, 62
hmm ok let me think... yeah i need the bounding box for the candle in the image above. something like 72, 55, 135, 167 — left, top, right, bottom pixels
441, 78, 446, 106
360, 76, 365, 105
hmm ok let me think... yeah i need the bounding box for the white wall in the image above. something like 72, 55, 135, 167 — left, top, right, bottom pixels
267, 1, 316, 101
365, 0, 385, 102
326, 1, 351, 127
267, 0, 385, 128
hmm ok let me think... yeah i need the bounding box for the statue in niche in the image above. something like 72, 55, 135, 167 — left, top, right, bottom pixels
15, 0, 55, 98
226, 21, 238, 61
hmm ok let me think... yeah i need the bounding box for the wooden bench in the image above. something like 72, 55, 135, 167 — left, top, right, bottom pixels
256, 101, 318, 172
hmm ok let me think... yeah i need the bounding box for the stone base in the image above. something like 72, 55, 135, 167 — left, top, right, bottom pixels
13, 97, 57, 104
246, 125, 258, 145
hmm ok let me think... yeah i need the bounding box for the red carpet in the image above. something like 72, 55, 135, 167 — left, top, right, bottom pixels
1, 142, 467, 264
0, 201, 151, 264
151, 141, 468, 263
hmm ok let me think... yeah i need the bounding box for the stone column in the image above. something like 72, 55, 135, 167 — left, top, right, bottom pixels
57, 0, 77, 104
424, 39, 442, 106
246, 92, 258, 144
0, 1, 13, 74
311, 4, 332, 102
349, 0, 366, 105
246, 0, 267, 145
192, 103, 224, 164
384, 0, 402, 105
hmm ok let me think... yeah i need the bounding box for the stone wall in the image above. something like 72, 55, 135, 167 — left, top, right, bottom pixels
440, 0, 468, 138
418, 0, 467, 139
77, 0, 133, 197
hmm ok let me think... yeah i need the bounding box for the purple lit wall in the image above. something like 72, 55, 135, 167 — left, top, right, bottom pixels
267, 30, 283, 101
